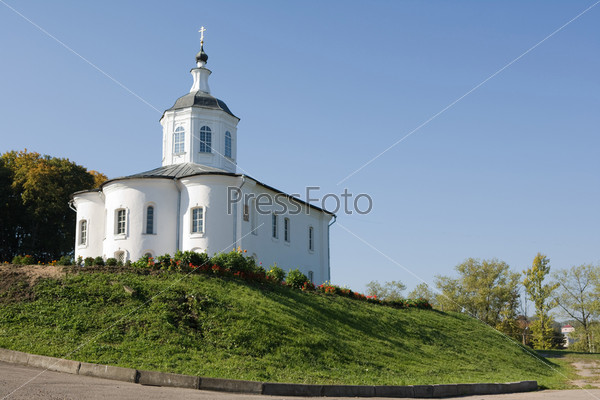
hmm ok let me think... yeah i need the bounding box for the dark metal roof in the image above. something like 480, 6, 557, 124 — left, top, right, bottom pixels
164, 90, 238, 119
122, 163, 227, 179
72, 163, 334, 217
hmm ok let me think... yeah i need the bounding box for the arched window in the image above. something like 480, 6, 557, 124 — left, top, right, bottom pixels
79, 220, 87, 246
199, 126, 212, 153
173, 126, 185, 154
225, 131, 232, 158
191, 207, 204, 233
115, 251, 125, 264
115, 209, 127, 235
146, 205, 154, 234
272, 214, 278, 239
284, 217, 290, 242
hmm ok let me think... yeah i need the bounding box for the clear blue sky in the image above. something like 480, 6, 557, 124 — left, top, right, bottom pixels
1, 1, 598, 295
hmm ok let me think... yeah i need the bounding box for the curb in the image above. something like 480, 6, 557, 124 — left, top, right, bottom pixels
0, 348, 538, 397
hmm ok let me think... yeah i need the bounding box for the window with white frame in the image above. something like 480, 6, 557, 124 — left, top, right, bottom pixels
308, 226, 314, 251
225, 131, 232, 158
272, 214, 278, 239
199, 126, 212, 153
173, 126, 185, 154
116, 209, 126, 235
284, 217, 290, 242
250, 199, 257, 235
79, 220, 87, 245
191, 207, 204, 233
146, 205, 154, 234
308, 270, 314, 283
243, 201, 249, 222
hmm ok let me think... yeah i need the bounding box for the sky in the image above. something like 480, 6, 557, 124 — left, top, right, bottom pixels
1, 1, 598, 297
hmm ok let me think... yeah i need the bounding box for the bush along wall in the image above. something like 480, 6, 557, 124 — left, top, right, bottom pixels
10, 249, 433, 311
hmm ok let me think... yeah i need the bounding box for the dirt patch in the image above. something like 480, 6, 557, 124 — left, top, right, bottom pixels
571, 361, 600, 388
0, 264, 68, 303
0, 264, 66, 285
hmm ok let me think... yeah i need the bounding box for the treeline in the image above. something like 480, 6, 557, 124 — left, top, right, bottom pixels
0, 150, 106, 261
375, 254, 600, 351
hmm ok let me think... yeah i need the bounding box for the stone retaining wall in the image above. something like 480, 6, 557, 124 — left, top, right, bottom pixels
0, 348, 537, 398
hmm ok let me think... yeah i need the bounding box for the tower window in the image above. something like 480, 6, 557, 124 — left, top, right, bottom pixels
225, 131, 232, 158
191, 207, 204, 233
284, 217, 290, 242
199, 126, 212, 153
272, 214, 278, 239
79, 220, 87, 245
116, 209, 127, 235
173, 126, 185, 154
146, 205, 154, 234
308, 226, 314, 251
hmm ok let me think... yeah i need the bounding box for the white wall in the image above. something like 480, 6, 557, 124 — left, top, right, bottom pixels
72, 174, 333, 284
102, 179, 178, 261
73, 191, 105, 260
160, 107, 238, 172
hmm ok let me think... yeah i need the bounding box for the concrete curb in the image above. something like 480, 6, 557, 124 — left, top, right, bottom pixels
138, 369, 199, 389
0, 348, 538, 397
79, 362, 137, 383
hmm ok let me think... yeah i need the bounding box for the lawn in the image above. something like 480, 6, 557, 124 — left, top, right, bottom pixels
0, 266, 568, 387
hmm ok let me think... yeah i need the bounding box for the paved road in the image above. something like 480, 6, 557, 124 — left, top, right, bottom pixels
2, 361, 600, 400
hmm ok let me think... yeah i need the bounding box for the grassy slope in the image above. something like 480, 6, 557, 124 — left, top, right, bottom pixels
0, 268, 567, 387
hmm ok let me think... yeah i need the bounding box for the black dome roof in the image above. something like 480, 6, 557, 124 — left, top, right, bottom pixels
164, 90, 237, 119
196, 46, 208, 63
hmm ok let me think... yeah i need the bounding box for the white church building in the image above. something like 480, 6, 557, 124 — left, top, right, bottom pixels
71, 37, 335, 284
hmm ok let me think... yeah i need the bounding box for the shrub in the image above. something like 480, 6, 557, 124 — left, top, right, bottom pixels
286, 268, 308, 289
105, 257, 118, 266
211, 250, 257, 274
156, 254, 173, 270
84, 257, 94, 267
57, 255, 73, 266
266, 265, 286, 283
93, 256, 105, 266
12, 255, 35, 265
173, 250, 209, 268
131, 254, 153, 269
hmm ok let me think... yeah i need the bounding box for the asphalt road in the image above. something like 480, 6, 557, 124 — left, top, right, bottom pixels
2, 361, 600, 400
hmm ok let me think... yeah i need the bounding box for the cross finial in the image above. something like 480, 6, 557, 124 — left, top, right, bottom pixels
199, 26, 206, 45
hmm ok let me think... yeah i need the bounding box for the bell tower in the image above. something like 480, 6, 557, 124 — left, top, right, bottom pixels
160, 27, 239, 173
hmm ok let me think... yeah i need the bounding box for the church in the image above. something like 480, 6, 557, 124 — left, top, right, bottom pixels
71, 33, 335, 284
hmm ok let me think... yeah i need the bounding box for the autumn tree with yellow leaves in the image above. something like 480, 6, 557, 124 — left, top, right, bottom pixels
0, 150, 106, 261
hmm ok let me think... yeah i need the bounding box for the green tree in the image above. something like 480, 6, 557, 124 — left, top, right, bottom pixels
0, 150, 101, 261
523, 253, 559, 350
435, 258, 521, 329
365, 280, 406, 301
554, 264, 600, 353
407, 282, 439, 308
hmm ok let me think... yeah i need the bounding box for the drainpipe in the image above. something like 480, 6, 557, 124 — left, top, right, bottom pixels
234, 175, 246, 248
68, 200, 77, 212
327, 214, 337, 282
175, 179, 182, 252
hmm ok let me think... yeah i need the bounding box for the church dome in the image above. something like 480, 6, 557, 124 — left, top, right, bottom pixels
196, 46, 208, 64
165, 91, 237, 118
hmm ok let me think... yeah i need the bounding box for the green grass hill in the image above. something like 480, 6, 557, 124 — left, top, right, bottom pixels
0, 265, 567, 387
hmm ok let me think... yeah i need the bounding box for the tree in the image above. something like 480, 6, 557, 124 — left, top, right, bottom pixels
407, 282, 439, 308
0, 150, 103, 261
365, 280, 406, 301
435, 258, 521, 329
554, 264, 600, 353
523, 253, 559, 350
